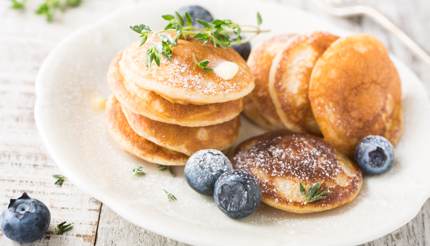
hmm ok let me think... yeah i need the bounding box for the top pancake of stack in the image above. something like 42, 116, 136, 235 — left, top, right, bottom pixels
119, 31, 255, 105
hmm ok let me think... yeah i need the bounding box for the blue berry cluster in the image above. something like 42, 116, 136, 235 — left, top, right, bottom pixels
185, 149, 261, 219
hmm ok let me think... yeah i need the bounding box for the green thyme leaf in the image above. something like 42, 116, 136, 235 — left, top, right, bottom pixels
161, 41, 173, 59
184, 12, 193, 26
196, 59, 212, 72
66, 0, 81, 7
146, 46, 161, 66
54, 221, 73, 235
196, 19, 211, 28
36, 2, 54, 22
193, 32, 210, 42
163, 189, 177, 202
162, 14, 175, 21
35, 0, 81, 22
130, 24, 151, 45
144, 33, 177, 66
11, 0, 26, 9
132, 167, 146, 176
159, 34, 176, 60
308, 190, 328, 203
158, 165, 176, 177
139, 33, 149, 45
299, 182, 328, 203
53, 174, 66, 186
256, 12, 263, 26
164, 22, 175, 30
299, 183, 306, 194
130, 24, 151, 34
175, 11, 184, 26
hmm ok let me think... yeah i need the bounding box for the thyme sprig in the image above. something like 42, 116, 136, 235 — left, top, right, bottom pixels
299, 182, 329, 203
163, 189, 177, 202
54, 221, 73, 235
132, 166, 146, 176
35, 0, 82, 22
10, 0, 81, 22
53, 174, 66, 186
130, 11, 268, 67
11, 0, 26, 9
196, 59, 212, 72
192, 54, 212, 72
130, 24, 152, 45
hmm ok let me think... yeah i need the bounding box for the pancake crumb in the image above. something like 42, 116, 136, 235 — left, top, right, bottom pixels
91, 94, 106, 111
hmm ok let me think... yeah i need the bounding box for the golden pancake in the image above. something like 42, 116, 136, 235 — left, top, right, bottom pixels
246, 34, 297, 129
119, 32, 254, 105
309, 34, 403, 156
242, 95, 277, 130
106, 96, 187, 166
122, 107, 240, 156
108, 53, 243, 127
232, 131, 362, 214
269, 32, 338, 134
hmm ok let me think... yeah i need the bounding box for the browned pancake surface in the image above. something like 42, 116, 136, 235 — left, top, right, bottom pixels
232, 131, 362, 213
246, 34, 296, 128
122, 107, 240, 155
269, 32, 338, 134
120, 32, 254, 104
106, 97, 187, 166
242, 95, 278, 130
309, 34, 403, 156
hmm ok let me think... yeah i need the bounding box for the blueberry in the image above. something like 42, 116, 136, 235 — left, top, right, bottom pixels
185, 149, 232, 195
177, 5, 214, 27
1, 193, 50, 243
214, 170, 261, 219
232, 42, 252, 60
355, 135, 394, 175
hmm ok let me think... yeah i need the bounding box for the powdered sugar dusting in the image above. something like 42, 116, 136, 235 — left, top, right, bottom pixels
233, 132, 341, 182
121, 34, 253, 100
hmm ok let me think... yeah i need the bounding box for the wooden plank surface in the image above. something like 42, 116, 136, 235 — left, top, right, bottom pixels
0, 0, 429, 245
0, 1, 133, 245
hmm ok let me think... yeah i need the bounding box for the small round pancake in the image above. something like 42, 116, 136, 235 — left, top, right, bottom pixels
269, 32, 338, 134
309, 34, 403, 155
242, 95, 277, 130
232, 131, 362, 213
122, 107, 240, 156
108, 53, 243, 127
246, 34, 296, 128
119, 32, 254, 104
106, 96, 187, 166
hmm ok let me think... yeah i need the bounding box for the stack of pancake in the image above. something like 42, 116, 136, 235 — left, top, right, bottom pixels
244, 32, 403, 156
106, 33, 255, 166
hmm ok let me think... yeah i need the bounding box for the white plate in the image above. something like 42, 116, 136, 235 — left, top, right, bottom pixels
35, 0, 430, 245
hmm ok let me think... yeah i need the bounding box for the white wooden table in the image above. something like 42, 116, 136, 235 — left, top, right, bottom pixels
0, 0, 429, 245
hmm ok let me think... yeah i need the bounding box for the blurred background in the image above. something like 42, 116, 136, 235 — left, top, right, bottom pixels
0, 0, 429, 245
